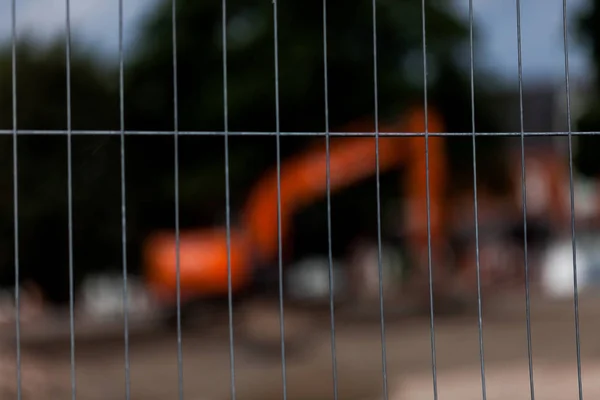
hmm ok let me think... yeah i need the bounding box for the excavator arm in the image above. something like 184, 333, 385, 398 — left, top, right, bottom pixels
242, 105, 447, 267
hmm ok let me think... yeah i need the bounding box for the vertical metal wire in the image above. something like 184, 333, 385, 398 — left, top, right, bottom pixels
222, 0, 237, 399
514, 1, 536, 399
272, 1, 288, 399
322, 0, 339, 399
561, 1, 584, 399
65, 0, 77, 398
118, 0, 131, 397
467, 0, 487, 399
371, 1, 389, 400
420, 2, 438, 399
11, 0, 22, 398
171, 0, 184, 398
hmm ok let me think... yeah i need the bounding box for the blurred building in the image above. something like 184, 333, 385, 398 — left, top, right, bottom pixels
489, 79, 590, 150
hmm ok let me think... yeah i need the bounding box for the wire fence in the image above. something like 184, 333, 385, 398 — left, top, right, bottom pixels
3, 0, 590, 399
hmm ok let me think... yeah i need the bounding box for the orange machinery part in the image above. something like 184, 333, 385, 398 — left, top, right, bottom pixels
144, 228, 251, 301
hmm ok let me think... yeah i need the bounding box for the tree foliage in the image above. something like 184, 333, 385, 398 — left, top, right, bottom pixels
0, 37, 123, 301
124, 0, 499, 223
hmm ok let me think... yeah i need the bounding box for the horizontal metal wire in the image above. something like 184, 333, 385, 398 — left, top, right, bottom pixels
0, 129, 598, 137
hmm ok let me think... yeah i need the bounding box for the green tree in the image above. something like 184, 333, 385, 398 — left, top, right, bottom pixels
0, 37, 124, 301
123, 0, 499, 226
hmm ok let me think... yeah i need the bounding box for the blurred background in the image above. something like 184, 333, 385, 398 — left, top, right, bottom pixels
2, 0, 600, 399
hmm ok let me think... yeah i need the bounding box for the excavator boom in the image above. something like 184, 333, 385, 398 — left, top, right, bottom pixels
243, 105, 446, 265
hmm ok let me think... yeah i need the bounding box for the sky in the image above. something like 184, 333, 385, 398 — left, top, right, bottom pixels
453, 0, 591, 83
0, 0, 593, 84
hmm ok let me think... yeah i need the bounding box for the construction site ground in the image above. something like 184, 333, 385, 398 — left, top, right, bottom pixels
4, 290, 600, 400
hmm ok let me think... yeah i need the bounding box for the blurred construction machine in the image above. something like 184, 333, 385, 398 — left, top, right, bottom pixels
143, 104, 600, 350
141, 104, 461, 348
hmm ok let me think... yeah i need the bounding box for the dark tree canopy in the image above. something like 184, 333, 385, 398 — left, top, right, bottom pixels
123, 0, 498, 215
0, 38, 122, 301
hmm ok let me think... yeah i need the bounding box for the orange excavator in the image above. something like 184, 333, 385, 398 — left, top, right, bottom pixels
143, 107, 447, 344
143, 105, 448, 310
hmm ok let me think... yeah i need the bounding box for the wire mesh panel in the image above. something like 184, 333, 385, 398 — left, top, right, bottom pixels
2, 0, 593, 399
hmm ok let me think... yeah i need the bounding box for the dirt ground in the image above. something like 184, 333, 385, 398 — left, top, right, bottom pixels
4, 291, 600, 400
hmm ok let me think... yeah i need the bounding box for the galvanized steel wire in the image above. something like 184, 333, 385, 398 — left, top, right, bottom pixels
6, 0, 589, 399
468, 0, 487, 397
65, 0, 77, 399
421, 1, 438, 399
562, 0, 585, 398
515, 0, 536, 399
322, 0, 340, 400
11, 0, 21, 398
